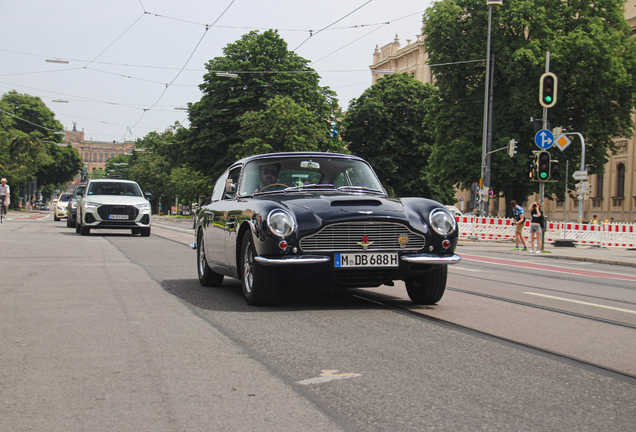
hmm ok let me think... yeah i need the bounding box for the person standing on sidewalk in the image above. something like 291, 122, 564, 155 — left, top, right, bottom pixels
529, 202, 543, 253
510, 200, 528, 251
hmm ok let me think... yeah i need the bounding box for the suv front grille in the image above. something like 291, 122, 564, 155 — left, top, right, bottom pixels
97, 205, 139, 221
300, 222, 425, 252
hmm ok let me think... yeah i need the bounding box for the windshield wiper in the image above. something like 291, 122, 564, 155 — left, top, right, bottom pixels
337, 185, 384, 194
284, 184, 335, 191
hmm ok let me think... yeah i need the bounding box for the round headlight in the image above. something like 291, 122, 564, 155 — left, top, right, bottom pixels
267, 210, 295, 237
429, 208, 456, 235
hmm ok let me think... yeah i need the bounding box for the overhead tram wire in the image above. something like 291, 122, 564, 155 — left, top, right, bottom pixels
121, 0, 237, 141
294, 0, 374, 51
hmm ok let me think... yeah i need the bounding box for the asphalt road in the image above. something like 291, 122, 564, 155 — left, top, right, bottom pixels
1, 215, 635, 431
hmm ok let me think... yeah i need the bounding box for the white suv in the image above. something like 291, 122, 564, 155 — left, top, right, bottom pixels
76, 179, 151, 236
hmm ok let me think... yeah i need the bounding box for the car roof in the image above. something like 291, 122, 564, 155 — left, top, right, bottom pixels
230, 152, 365, 168
87, 179, 138, 184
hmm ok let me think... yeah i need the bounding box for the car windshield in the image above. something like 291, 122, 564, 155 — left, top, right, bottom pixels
238, 156, 385, 196
87, 182, 142, 197
58, 194, 71, 202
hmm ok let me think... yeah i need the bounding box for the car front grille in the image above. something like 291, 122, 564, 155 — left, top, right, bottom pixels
299, 222, 425, 252
97, 205, 139, 220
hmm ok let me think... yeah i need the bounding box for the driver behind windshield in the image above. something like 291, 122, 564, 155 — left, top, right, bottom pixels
257, 163, 281, 192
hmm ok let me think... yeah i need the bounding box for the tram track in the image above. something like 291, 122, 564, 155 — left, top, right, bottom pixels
352, 292, 636, 384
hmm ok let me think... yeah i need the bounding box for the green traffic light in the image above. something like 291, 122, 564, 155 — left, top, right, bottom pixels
545, 96, 552, 103
540, 172, 548, 179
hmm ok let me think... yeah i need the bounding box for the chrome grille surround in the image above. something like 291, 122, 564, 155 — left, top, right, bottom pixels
97, 205, 139, 221
299, 222, 426, 252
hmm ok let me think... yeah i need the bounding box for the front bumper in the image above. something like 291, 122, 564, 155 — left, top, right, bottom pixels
251, 251, 461, 288
82, 205, 151, 229
55, 207, 68, 218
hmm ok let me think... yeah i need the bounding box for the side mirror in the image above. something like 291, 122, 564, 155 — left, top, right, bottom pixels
77, 191, 84, 197
144, 191, 152, 198
225, 178, 236, 193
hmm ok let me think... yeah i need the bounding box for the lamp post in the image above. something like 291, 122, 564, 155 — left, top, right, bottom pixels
479, 0, 502, 216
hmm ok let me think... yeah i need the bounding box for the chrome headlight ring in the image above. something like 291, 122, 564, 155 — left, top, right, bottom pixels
429, 208, 457, 236
267, 209, 296, 238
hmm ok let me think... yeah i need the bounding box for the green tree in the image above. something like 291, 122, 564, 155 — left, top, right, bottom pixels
342, 73, 453, 202
0, 91, 81, 206
183, 30, 341, 178
231, 96, 347, 160
167, 165, 211, 206
422, 0, 636, 211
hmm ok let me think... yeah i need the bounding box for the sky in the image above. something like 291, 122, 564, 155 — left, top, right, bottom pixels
0, 0, 433, 143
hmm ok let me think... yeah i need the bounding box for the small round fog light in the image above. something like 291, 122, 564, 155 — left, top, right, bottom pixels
442, 239, 451, 249
279, 240, 288, 250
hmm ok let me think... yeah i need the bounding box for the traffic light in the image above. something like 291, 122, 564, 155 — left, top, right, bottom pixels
551, 159, 560, 181
508, 139, 518, 157
539, 72, 558, 108
527, 152, 538, 180
537, 151, 551, 181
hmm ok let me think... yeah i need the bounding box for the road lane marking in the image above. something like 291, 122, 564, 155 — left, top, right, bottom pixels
452, 266, 482, 272
524, 292, 636, 315
296, 370, 361, 385
461, 254, 636, 281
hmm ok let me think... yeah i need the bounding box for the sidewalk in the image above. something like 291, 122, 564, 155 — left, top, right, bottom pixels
458, 239, 636, 268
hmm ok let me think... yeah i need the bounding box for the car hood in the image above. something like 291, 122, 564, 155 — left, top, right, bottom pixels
284, 193, 405, 218
84, 195, 147, 206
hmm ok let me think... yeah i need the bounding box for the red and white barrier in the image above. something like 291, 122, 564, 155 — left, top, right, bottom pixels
457, 216, 636, 248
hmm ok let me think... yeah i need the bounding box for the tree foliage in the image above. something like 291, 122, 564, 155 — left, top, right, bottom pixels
183, 30, 341, 178
343, 73, 454, 202
0, 91, 82, 204
231, 96, 347, 160
422, 0, 636, 209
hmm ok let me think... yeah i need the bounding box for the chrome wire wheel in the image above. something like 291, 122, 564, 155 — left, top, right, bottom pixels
198, 236, 206, 278
243, 239, 254, 294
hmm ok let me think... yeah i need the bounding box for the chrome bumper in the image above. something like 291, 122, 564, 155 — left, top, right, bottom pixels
401, 253, 461, 265
255, 255, 331, 266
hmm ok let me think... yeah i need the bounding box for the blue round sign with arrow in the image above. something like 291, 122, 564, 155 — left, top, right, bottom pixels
534, 129, 554, 150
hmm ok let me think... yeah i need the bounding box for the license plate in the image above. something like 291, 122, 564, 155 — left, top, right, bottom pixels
334, 252, 398, 268
108, 214, 129, 220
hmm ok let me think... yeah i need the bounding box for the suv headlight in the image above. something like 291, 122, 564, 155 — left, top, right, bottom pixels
135, 202, 150, 210
267, 209, 295, 238
429, 208, 456, 236
85, 201, 100, 209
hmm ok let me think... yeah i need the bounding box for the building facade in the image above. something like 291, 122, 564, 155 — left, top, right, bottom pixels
64, 126, 135, 172
370, 16, 636, 223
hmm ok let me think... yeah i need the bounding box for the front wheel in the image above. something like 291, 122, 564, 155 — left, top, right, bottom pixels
197, 231, 224, 287
405, 265, 448, 305
75, 215, 81, 233
241, 233, 278, 306
54, 215, 60, 221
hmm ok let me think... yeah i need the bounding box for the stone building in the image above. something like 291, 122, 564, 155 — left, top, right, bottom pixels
63, 125, 136, 189
369, 13, 636, 223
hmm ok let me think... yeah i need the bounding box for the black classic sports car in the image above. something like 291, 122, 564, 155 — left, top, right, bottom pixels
192, 152, 460, 305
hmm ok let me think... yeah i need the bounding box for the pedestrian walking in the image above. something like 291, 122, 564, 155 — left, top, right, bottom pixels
510, 200, 528, 251
0, 178, 10, 216
529, 202, 543, 253
590, 215, 599, 225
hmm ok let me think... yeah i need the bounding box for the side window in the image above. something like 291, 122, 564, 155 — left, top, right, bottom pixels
225, 167, 242, 199
211, 173, 227, 202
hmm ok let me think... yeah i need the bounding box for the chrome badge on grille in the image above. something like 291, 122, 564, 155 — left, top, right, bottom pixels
357, 235, 374, 250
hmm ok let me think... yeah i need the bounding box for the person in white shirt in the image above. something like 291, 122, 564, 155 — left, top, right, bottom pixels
0, 178, 10, 214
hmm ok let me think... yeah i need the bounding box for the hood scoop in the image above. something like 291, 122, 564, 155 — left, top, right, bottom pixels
331, 199, 382, 207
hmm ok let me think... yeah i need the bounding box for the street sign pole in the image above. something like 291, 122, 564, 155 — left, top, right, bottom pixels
563, 132, 586, 222
540, 52, 550, 250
